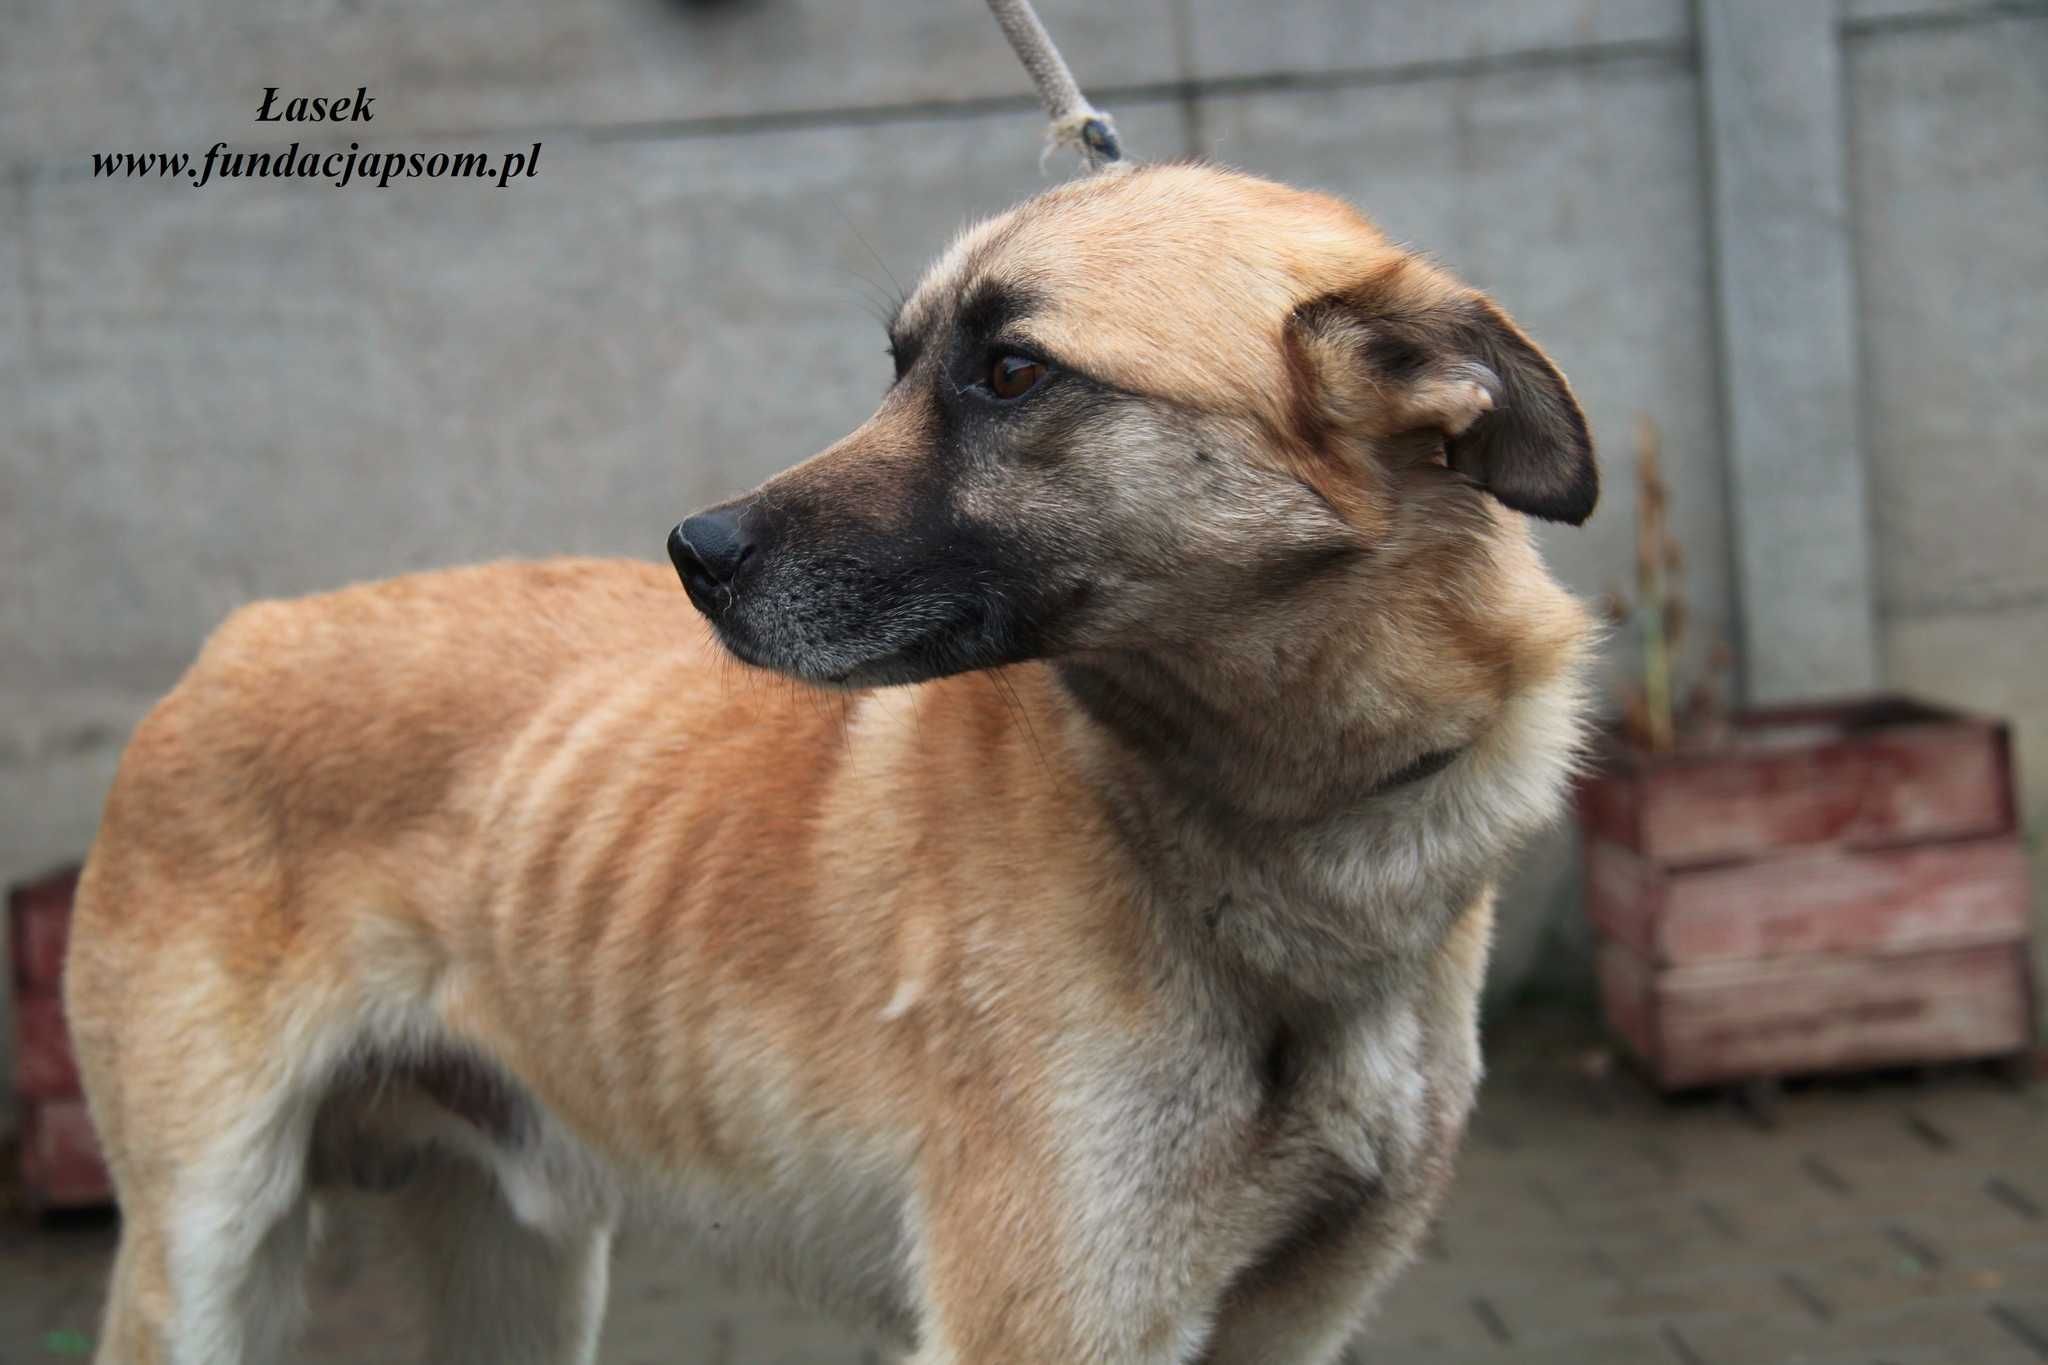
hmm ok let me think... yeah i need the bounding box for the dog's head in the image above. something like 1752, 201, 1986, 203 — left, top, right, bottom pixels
670, 164, 1595, 688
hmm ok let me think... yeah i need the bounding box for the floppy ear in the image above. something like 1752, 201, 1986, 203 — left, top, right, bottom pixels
1287, 291, 1599, 525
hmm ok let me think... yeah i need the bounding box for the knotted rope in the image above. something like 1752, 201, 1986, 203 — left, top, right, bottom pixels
985, 0, 1125, 172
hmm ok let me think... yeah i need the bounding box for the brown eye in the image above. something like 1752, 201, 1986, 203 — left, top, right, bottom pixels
989, 354, 1047, 400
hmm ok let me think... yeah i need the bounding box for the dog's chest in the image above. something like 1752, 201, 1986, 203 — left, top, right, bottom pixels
1049, 983, 1450, 1290
1225, 993, 1471, 1291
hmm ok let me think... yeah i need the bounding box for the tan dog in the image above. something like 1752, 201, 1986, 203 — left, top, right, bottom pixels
66, 163, 1596, 1364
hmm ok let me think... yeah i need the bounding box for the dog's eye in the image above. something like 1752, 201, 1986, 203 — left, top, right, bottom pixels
988, 355, 1047, 400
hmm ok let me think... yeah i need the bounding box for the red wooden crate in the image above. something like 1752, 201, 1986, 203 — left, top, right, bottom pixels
13, 992, 82, 1099
19, 1097, 114, 1212
1579, 696, 2037, 1090
9, 865, 78, 991
9, 863, 113, 1210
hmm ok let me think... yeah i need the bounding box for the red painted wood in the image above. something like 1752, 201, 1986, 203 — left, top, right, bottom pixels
19, 1096, 113, 1211
8, 865, 79, 990
1579, 699, 2013, 867
1602, 940, 2032, 1090
1659, 838, 2030, 964
1641, 725, 2007, 866
13, 991, 81, 1099
1587, 836, 2032, 967
1582, 839, 1663, 959
1573, 765, 1642, 851
1595, 941, 1657, 1072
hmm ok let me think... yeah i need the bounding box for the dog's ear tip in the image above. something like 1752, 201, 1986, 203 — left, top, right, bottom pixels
1471, 460, 1599, 525
1526, 457, 1601, 525
1450, 307, 1600, 526
1455, 401, 1600, 524
1563, 430, 1601, 524
1532, 417, 1600, 525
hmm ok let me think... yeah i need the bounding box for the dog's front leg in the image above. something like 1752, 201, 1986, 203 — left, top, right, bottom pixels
904, 1149, 1208, 1365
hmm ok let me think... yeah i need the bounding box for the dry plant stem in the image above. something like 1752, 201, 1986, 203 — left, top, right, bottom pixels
1635, 416, 1675, 753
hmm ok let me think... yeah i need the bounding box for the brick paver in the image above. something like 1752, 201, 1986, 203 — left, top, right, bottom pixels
3, 1005, 2041, 1362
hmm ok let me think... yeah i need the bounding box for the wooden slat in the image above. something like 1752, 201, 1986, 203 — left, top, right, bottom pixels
1656, 837, 2031, 965
1582, 839, 1663, 959
1574, 771, 1643, 857
12, 991, 81, 1100
1595, 941, 1659, 1073
8, 866, 79, 991
19, 1097, 113, 1211
1646, 941, 2031, 1088
1636, 719, 2010, 865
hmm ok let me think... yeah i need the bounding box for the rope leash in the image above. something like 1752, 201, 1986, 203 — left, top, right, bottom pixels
985, 0, 1125, 173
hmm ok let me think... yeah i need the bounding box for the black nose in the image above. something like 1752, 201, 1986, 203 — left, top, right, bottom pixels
668, 510, 757, 606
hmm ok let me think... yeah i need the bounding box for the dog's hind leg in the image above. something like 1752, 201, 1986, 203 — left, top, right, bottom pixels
82, 1075, 320, 1365
156, 1086, 321, 1365
94, 1206, 175, 1365
388, 1156, 613, 1365
75, 984, 325, 1364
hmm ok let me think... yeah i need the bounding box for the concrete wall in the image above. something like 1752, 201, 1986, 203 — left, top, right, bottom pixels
1846, 2, 2048, 1002
3, 0, 2044, 1087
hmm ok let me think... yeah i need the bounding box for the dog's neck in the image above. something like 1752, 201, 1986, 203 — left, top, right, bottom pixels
1046, 559, 1588, 1003
1053, 646, 1470, 828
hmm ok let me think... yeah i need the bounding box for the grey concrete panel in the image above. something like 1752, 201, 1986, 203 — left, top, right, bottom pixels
1701, 0, 1881, 701
1842, 0, 2044, 26
1, 169, 27, 516
1182, 0, 1688, 80
1848, 15, 2048, 618
0, 102, 1184, 893
1, 0, 1178, 165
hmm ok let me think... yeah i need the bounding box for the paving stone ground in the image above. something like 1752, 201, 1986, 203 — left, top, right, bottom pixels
4, 1004, 2043, 1363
